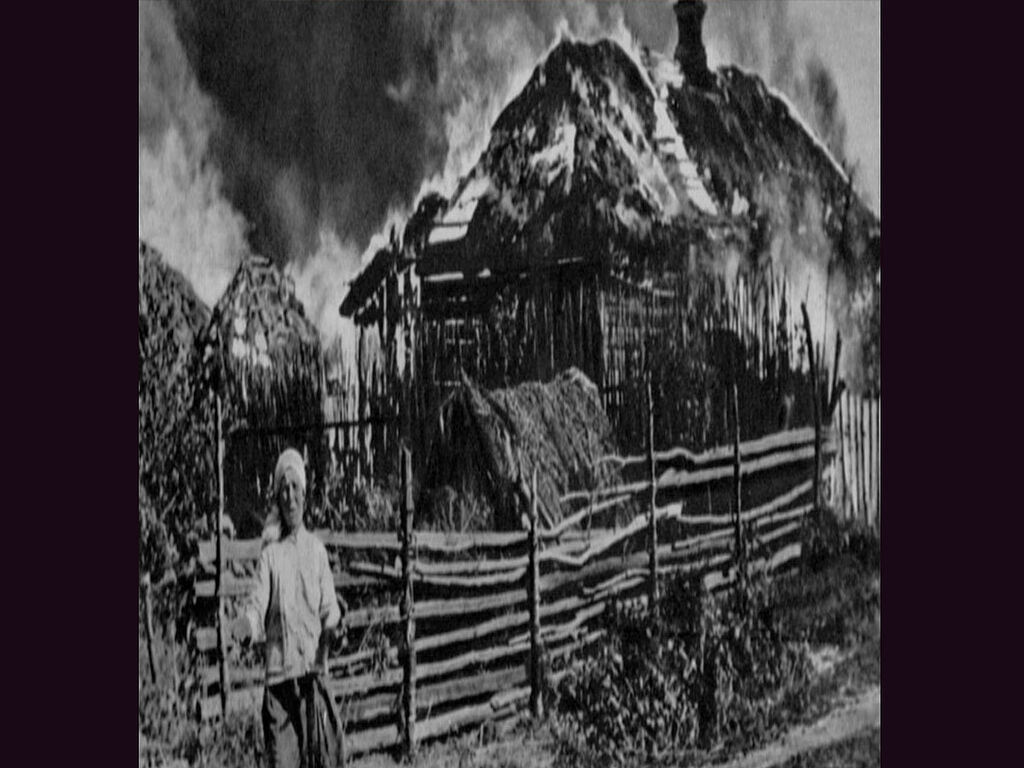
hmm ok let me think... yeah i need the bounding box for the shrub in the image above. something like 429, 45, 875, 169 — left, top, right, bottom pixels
555, 571, 813, 764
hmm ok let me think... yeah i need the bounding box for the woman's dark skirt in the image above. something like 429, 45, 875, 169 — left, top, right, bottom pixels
262, 674, 344, 768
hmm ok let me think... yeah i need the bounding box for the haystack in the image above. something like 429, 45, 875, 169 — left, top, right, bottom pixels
197, 255, 327, 536
421, 368, 630, 531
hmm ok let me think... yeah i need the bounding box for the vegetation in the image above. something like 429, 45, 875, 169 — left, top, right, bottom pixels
552, 572, 814, 766
549, 510, 879, 767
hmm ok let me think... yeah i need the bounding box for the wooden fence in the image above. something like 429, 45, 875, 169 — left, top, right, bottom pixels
191, 425, 836, 758
829, 390, 880, 528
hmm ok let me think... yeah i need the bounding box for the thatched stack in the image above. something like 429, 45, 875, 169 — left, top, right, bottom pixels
205, 255, 319, 372
422, 368, 629, 531
138, 239, 215, 566
196, 255, 328, 536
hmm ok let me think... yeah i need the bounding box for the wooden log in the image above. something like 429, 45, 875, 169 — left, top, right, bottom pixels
528, 469, 544, 719
329, 644, 399, 675
347, 561, 401, 581
539, 548, 650, 595
195, 575, 255, 600
415, 586, 525, 620
647, 372, 659, 613
215, 393, 229, 721
418, 665, 528, 716
341, 690, 398, 726
537, 513, 648, 570
542, 493, 632, 540
659, 551, 734, 579
317, 531, 402, 551
415, 568, 527, 589
198, 686, 263, 722
750, 504, 814, 533
198, 538, 262, 565
346, 603, 402, 629
416, 637, 528, 682
200, 663, 263, 689
416, 610, 529, 654
538, 577, 646, 626
654, 444, 816, 492
141, 574, 157, 686
859, 396, 868, 526
828, 332, 843, 417
331, 666, 404, 698
414, 555, 528, 576
868, 398, 875, 525
837, 394, 848, 520
668, 526, 734, 554
750, 520, 804, 550
345, 724, 400, 757
400, 447, 417, 757
876, 399, 881, 528
559, 479, 649, 504
580, 567, 650, 597
801, 303, 822, 511
872, 398, 878, 527
591, 426, 818, 475
658, 478, 812, 527
413, 530, 528, 552
415, 687, 530, 743
731, 382, 744, 573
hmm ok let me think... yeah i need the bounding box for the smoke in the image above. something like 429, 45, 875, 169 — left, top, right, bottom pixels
139, 0, 677, 339
139, 0, 248, 307
139, 0, 872, 382
704, 0, 849, 165
701, 1, 877, 386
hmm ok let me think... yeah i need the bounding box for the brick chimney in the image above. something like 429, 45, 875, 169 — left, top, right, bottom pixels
674, 0, 714, 89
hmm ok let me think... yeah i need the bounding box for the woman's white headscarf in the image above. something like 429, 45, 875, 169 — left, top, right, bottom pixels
262, 448, 306, 544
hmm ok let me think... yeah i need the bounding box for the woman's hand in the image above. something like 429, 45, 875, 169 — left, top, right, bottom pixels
315, 626, 331, 675
230, 616, 252, 645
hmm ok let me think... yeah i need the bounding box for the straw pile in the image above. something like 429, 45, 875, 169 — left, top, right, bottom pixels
423, 368, 630, 530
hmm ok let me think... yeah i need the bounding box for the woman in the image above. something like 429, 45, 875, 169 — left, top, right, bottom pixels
231, 448, 345, 767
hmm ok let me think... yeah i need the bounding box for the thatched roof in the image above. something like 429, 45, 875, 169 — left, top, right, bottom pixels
421, 368, 629, 531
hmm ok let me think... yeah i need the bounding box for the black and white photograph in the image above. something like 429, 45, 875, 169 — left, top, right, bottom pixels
139, 2, 881, 766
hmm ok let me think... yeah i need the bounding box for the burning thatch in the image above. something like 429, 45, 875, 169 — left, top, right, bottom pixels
421, 368, 630, 531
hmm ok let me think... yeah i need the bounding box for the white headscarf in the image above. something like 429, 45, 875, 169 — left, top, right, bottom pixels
273, 448, 307, 495
263, 448, 306, 544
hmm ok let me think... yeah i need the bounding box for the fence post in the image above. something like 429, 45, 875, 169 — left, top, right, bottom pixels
731, 382, 745, 581
528, 468, 544, 719
875, 399, 881, 530
400, 446, 417, 757
646, 372, 659, 614
800, 304, 822, 511
142, 572, 157, 686
860, 397, 868, 527
214, 393, 229, 722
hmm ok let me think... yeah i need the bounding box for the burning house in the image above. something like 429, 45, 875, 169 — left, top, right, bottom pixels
339, 1, 880, 458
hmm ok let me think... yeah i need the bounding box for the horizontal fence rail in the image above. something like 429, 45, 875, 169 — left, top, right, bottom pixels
191, 423, 838, 756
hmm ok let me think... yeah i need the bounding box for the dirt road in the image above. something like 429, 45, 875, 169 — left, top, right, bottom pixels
710, 685, 880, 768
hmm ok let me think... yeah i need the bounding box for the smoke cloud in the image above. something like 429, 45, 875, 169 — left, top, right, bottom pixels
139, 0, 874, 360
704, 0, 849, 167
139, 0, 248, 307
139, 0, 675, 338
